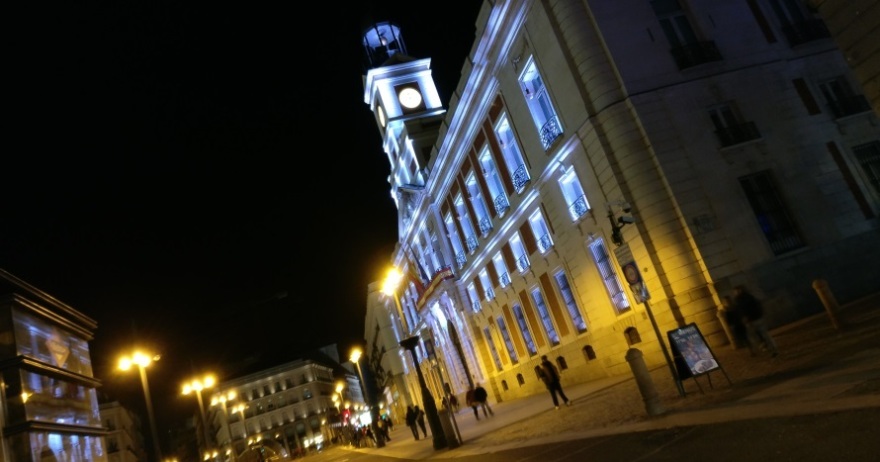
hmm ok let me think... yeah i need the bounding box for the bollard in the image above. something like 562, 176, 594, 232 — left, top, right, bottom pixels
625, 348, 665, 416
812, 279, 841, 330
438, 409, 460, 448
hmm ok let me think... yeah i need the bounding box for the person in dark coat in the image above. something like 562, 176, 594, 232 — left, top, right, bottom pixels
473, 383, 494, 417
465, 386, 480, 420
734, 285, 779, 357
539, 355, 571, 409
721, 295, 753, 353
414, 405, 428, 437
404, 405, 419, 440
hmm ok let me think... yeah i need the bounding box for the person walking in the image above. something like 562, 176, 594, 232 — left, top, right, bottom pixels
734, 285, 779, 357
473, 383, 494, 417
721, 295, 754, 354
539, 355, 571, 409
405, 405, 420, 440
465, 386, 480, 420
414, 405, 428, 438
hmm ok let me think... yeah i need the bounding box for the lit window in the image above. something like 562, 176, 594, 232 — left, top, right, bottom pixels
558, 166, 589, 221
518, 57, 563, 150
529, 209, 554, 253
513, 304, 538, 356
455, 194, 479, 253
445, 212, 467, 269
554, 270, 587, 333
497, 316, 518, 364
467, 282, 482, 312
510, 233, 530, 272
588, 238, 631, 314
493, 253, 510, 288
484, 327, 503, 371
479, 269, 495, 300
530, 288, 560, 345
479, 145, 509, 215
466, 171, 493, 236
494, 113, 530, 192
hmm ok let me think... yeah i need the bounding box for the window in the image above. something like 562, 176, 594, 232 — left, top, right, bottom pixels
467, 171, 493, 236
519, 57, 563, 150
467, 282, 482, 312
490, 253, 508, 288
479, 269, 495, 300
852, 141, 880, 201
767, 0, 830, 46
554, 270, 587, 332
708, 103, 760, 147
739, 170, 805, 255
455, 194, 479, 253
445, 213, 467, 269
479, 146, 510, 215
511, 233, 530, 272
513, 304, 538, 356
484, 327, 503, 371
497, 316, 518, 364
819, 76, 871, 119
529, 209, 554, 253
530, 288, 560, 345
559, 166, 590, 220
651, 0, 721, 69
588, 238, 631, 314
494, 113, 531, 192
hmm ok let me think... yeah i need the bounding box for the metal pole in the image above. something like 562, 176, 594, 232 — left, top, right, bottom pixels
400, 336, 447, 450
138, 365, 163, 461
642, 299, 685, 396
353, 359, 385, 448
195, 389, 213, 459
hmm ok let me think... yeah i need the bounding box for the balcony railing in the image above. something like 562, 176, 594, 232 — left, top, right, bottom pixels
828, 95, 871, 119
465, 235, 479, 253
569, 195, 589, 220
512, 164, 531, 192
472, 300, 481, 312
485, 288, 496, 300
494, 194, 510, 214
670, 41, 722, 70
499, 272, 511, 287
516, 254, 531, 272
715, 121, 761, 147
455, 252, 467, 269
537, 234, 553, 253
540, 116, 563, 150
479, 216, 492, 236
781, 19, 830, 47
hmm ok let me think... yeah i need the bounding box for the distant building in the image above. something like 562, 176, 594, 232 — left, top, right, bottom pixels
361, 0, 879, 418
0, 268, 108, 460
198, 345, 363, 462
99, 400, 147, 461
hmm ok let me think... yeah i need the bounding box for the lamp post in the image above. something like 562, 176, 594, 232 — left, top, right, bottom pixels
231, 403, 248, 442
350, 348, 385, 448
118, 351, 163, 462
210, 391, 238, 462
182, 374, 216, 459
399, 336, 447, 450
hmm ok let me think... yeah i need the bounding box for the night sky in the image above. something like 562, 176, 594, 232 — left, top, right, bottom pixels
5, 0, 483, 443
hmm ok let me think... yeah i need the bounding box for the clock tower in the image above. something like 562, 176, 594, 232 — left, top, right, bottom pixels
362, 21, 446, 231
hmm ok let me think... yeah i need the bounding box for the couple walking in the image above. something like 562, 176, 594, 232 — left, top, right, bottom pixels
465, 383, 493, 420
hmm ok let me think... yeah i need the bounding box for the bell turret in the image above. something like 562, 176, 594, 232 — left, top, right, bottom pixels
363, 21, 410, 69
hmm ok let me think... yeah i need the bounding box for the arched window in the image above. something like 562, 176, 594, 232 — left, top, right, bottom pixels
556, 356, 568, 371
582, 345, 597, 360
501, 380, 509, 391
516, 373, 525, 386
624, 327, 642, 345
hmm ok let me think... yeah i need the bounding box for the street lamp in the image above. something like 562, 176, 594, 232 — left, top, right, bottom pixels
118, 351, 163, 461
399, 336, 447, 450
182, 374, 216, 459
210, 391, 238, 462
230, 403, 248, 440
350, 348, 385, 448
382, 267, 408, 332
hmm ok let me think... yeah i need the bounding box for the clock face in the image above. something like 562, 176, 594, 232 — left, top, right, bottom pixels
398, 87, 423, 109
377, 105, 386, 127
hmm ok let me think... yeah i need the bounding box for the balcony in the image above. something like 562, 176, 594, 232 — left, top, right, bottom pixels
540, 116, 563, 150
512, 164, 531, 192
670, 41, 722, 70
455, 252, 467, 269
537, 234, 553, 253
478, 216, 492, 236
781, 19, 830, 47
493, 194, 510, 215
499, 272, 511, 287
569, 195, 589, 220
516, 254, 531, 273
828, 95, 871, 119
715, 121, 761, 147
465, 235, 479, 253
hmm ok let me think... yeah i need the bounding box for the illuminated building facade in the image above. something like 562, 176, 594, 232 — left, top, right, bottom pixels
202, 346, 362, 461
362, 0, 879, 411
0, 268, 108, 461
99, 400, 146, 462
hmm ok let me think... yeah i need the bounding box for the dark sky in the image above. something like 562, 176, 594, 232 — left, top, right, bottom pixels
5, 0, 483, 440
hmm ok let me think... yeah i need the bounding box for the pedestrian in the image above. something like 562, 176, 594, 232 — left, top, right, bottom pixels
377, 417, 391, 442
539, 355, 571, 409
414, 405, 428, 438
721, 295, 753, 353
465, 386, 480, 420
734, 285, 779, 357
405, 405, 419, 440
449, 394, 459, 412
473, 383, 494, 417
